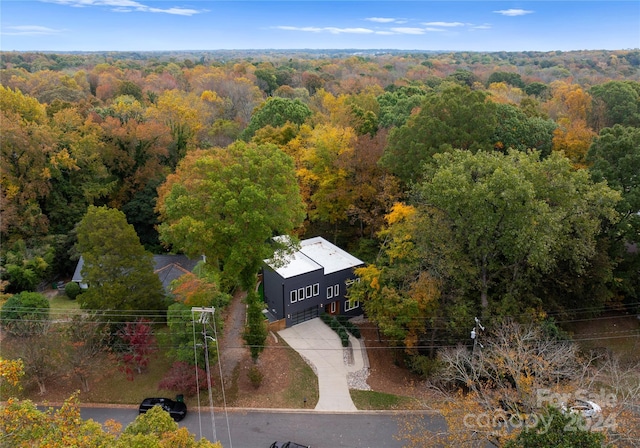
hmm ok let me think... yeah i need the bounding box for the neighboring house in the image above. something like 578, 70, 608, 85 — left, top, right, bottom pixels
262, 236, 365, 327
72, 254, 200, 292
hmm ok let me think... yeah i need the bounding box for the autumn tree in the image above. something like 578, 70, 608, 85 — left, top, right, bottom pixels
45, 106, 113, 235
341, 129, 403, 239
0, 393, 222, 447
254, 64, 278, 95
158, 361, 209, 396
1, 239, 54, 293
356, 150, 620, 351
10, 332, 62, 395
161, 269, 229, 366
145, 89, 209, 168
348, 202, 456, 355
399, 321, 605, 448
119, 404, 222, 447
504, 407, 604, 448
589, 80, 640, 131
415, 150, 619, 316
492, 103, 556, 157
0, 394, 117, 447
98, 104, 171, 207
65, 314, 109, 392
117, 318, 157, 380
75, 205, 166, 320
0, 357, 24, 398
487, 71, 525, 88
241, 97, 312, 141
381, 83, 499, 184
376, 85, 428, 129
0, 291, 50, 337
545, 80, 596, 167
157, 141, 305, 290
298, 124, 357, 236
0, 86, 55, 239
588, 125, 640, 303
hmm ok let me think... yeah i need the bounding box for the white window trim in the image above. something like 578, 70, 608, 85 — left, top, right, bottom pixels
298, 288, 305, 301
330, 302, 336, 313
327, 286, 333, 299
313, 283, 319, 296
333, 284, 339, 297
345, 299, 360, 312
290, 290, 297, 303
305, 285, 312, 298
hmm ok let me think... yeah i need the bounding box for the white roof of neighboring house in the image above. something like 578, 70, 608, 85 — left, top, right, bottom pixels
266, 236, 364, 278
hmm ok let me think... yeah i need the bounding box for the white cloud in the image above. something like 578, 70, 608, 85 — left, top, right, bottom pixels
390, 27, 426, 35
422, 21, 465, 27
494, 9, 534, 17
1, 25, 63, 35
274, 26, 374, 35
472, 24, 492, 30
424, 27, 447, 32
365, 17, 397, 23
41, 0, 201, 15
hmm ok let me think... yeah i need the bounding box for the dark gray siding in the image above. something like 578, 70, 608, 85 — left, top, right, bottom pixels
282, 269, 324, 326
263, 266, 285, 319
323, 266, 364, 318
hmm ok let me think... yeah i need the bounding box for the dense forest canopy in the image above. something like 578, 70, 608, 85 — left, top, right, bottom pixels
1, 48, 639, 357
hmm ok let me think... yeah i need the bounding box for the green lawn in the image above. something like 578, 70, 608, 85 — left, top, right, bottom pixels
280, 346, 319, 408
48, 292, 82, 319
351, 389, 421, 410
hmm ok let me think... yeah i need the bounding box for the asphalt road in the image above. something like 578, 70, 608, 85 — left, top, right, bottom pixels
79, 406, 444, 448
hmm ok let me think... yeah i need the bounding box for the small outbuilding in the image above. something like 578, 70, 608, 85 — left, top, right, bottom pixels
262, 236, 364, 327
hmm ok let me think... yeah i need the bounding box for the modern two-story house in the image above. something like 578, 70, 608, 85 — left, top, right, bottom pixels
262, 236, 365, 327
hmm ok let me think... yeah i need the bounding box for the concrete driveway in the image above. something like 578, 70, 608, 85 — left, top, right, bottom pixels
278, 318, 368, 412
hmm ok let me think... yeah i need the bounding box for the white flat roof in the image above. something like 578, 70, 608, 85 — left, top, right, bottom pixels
265, 236, 364, 278
272, 250, 323, 278
299, 237, 364, 275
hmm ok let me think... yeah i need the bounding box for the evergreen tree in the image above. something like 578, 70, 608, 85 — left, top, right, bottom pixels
75, 206, 166, 321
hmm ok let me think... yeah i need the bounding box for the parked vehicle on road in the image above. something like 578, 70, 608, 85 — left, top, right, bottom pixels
269, 441, 310, 448
139, 397, 187, 422
567, 399, 602, 418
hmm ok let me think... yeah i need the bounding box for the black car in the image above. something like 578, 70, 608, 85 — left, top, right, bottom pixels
139, 397, 187, 422
269, 442, 310, 448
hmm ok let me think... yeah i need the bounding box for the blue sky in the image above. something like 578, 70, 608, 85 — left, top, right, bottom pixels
1, 1, 638, 52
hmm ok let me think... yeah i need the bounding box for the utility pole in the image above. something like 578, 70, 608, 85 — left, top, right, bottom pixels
471, 316, 485, 355
192, 307, 216, 443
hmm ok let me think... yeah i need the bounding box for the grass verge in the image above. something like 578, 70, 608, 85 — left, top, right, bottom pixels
351, 389, 421, 410
280, 346, 319, 408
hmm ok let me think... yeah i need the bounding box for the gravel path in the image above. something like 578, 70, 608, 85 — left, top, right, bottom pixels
218, 289, 248, 382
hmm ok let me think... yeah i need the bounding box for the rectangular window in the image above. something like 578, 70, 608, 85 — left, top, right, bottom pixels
305, 285, 312, 298
346, 278, 361, 286
330, 301, 336, 313
290, 290, 297, 303
327, 286, 333, 299
345, 299, 360, 312
298, 288, 305, 301
313, 283, 319, 296
333, 284, 339, 297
